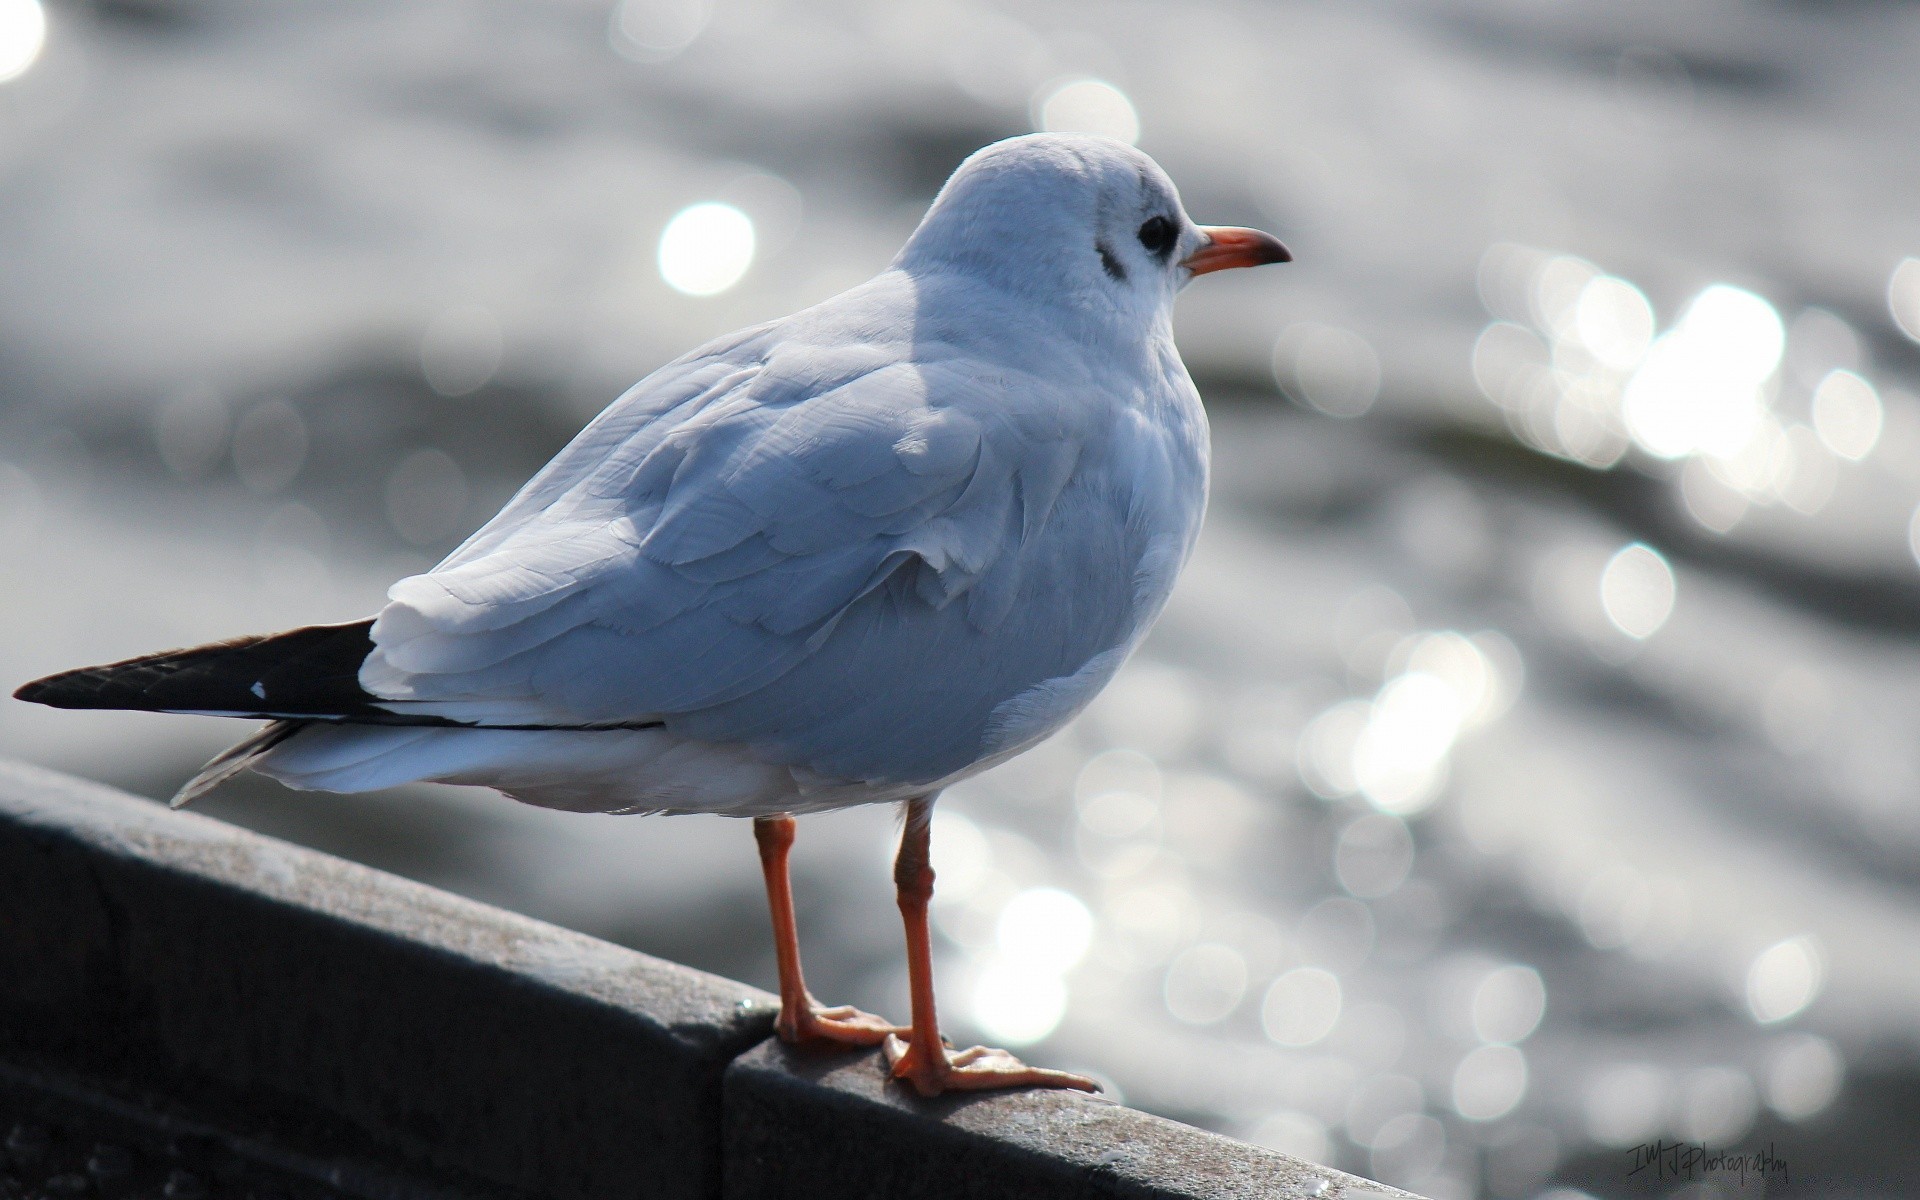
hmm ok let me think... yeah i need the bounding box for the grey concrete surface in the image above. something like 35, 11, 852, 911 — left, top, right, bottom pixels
0, 759, 1422, 1200
0, 759, 779, 1200
722, 1041, 1422, 1200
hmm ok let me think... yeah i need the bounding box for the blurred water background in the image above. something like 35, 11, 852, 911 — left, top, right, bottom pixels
4, 1, 1920, 1195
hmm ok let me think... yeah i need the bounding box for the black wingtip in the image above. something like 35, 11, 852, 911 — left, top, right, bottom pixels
15, 668, 103, 709
11, 621, 383, 718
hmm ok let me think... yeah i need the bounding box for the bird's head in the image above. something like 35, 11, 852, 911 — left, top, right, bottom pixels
896, 133, 1289, 326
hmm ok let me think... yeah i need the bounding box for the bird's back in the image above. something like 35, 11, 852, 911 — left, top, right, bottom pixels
351, 265, 1208, 796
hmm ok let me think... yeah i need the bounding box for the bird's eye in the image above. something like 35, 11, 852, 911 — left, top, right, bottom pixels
1137, 216, 1176, 258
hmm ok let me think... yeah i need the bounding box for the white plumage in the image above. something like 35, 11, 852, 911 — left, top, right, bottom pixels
256, 133, 1227, 817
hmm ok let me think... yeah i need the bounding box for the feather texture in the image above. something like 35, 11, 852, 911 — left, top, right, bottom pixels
355, 264, 1207, 788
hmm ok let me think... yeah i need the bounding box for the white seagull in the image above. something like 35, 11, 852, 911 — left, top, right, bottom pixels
17, 133, 1289, 1095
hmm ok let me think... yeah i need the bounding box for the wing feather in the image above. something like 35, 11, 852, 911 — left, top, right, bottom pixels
359, 296, 1184, 783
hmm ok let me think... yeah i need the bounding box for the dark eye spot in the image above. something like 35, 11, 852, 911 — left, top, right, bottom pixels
1137, 216, 1176, 259
1096, 240, 1127, 282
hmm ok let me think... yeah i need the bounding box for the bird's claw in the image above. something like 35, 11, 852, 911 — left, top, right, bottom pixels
778, 999, 903, 1049
883, 1033, 1100, 1097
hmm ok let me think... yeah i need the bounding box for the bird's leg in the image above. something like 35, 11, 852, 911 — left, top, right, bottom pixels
883, 797, 1099, 1096
752, 814, 901, 1048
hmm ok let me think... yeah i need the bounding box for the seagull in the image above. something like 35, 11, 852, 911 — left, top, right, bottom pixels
15, 133, 1289, 1096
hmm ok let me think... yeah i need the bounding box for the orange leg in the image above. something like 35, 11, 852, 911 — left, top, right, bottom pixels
882, 797, 1099, 1097
753, 814, 901, 1048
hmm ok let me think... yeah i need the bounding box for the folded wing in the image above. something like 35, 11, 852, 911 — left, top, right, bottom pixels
359, 339, 1113, 784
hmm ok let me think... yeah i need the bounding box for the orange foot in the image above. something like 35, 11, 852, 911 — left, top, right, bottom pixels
883, 1034, 1100, 1097
779, 998, 903, 1049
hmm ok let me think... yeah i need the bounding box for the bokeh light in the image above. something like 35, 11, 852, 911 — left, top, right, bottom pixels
928, 811, 992, 901
1032, 78, 1139, 145
254, 501, 329, 595
1574, 276, 1654, 372
1352, 672, 1464, 814
1261, 966, 1342, 1047
1245, 1111, 1330, 1164
1163, 942, 1248, 1025
1273, 324, 1380, 418
1889, 257, 1920, 344
969, 887, 1094, 1046
608, 0, 711, 62
1465, 243, 1900, 560
657, 202, 755, 296
420, 305, 504, 397
1583, 1064, 1667, 1147
1810, 369, 1882, 460
231, 400, 308, 496
1471, 965, 1546, 1044
1745, 935, 1823, 1024
153, 385, 229, 480
0, 0, 45, 84
971, 961, 1068, 1046
1674, 1067, 1757, 1144
1453, 1044, 1528, 1121
1598, 543, 1674, 639
384, 449, 469, 546
996, 887, 1093, 969
1622, 286, 1782, 461
1765, 1034, 1844, 1120
1334, 814, 1414, 899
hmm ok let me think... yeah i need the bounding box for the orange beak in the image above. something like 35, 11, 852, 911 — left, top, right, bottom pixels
1182, 226, 1292, 276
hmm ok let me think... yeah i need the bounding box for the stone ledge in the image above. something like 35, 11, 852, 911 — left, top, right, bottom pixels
0, 759, 777, 1200
723, 1040, 1419, 1200
0, 758, 1423, 1200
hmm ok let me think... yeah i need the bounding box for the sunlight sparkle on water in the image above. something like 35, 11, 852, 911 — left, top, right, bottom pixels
928, 811, 992, 902
1261, 966, 1342, 1047
1164, 942, 1248, 1025
1246, 1111, 1331, 1165
1889, 258, 1920, 345
1471, 248, 1870, 511
1334, 813, 1414, 899
967, 889, 1092, 1046
384, 449, 468, 546
1679, 285, 1785, 380
1574, 276, 1654, 372
1766, 1034, 1843, 1120
1599, 543, 1674, 640
1621, 285, 1784, 461
1472, 964, 1546, 1044
1584, 1064, 1668, 1147
0, 0, 44, 83
1351, 671, 1464, 815
657, 203, 755, 296
1675, 1067, 1758, 1144
996, 887, 1093, 969
1811, 369, 1882, 460
420, 304, 503, 397
609, 0, 710, 62
1033, 78, 1139, 145
971, 961, 1067, 1046
1746, 935, 1823, 1024
1273, 324, 1380, 418
1620, 332, 1758, 458
1298, 629, 1513, 810
1453, 1044, 1528, 1121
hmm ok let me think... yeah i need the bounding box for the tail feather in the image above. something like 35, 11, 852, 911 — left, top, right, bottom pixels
171, 720, 306, 808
